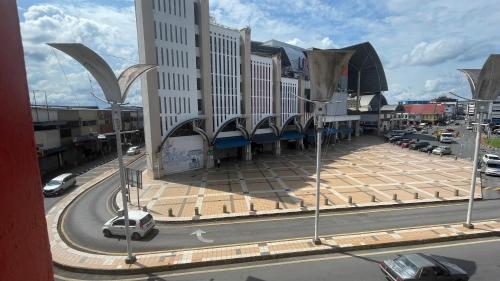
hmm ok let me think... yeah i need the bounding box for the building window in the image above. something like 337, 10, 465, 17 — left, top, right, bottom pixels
184, 28, 187, 45
195, 34, 200, 47
197, 78, 201, 90
194, 2, 199, 25
198, 99, 202, 111
196, 56, 200, 69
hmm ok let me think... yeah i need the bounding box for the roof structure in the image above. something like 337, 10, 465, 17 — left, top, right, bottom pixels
260, 39, 306, 73
458, 69, 481, 97
381, 104, 404, 112
341, 42, 388, 94
250, 41, 291, 67
404, 104, 445, 115
476, 54, 500, 100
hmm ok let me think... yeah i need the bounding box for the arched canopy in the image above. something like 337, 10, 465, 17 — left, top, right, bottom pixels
158, 117, 207, 152
341, 42, 388, 94
250, 116, 279, 138
476, 54, 500, 100
212, 117, 249, 144
458, 69, 480, 97
280, 115, 302, 135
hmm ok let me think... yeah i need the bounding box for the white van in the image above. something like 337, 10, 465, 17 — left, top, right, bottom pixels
440, 132, 453, 143
43, 173, 76, 196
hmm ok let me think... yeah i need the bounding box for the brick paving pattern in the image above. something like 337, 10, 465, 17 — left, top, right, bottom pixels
121, 137, 480, 221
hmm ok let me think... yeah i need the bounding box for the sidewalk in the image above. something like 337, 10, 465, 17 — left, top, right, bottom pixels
117, 139, 480, 222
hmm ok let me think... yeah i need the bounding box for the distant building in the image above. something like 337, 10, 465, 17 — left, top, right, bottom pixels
31, 105, 143, 178
402, 104, 445, 125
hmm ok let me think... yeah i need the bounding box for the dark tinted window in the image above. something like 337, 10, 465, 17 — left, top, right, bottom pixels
113, 219, 124, 226
140, 214, 153, 225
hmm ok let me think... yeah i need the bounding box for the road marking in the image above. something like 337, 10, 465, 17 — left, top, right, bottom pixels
57, 217, 499, 256
191, 229, 213, 243
54, 237, 500, 281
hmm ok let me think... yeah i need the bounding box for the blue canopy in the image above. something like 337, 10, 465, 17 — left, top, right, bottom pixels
252, 133, 278, 144
281, 131, 304, 140
214, 136, 249, 149
324, 127, 338, 135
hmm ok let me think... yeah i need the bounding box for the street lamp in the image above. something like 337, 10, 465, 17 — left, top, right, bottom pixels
456, 54, 500, 229
306, 49, 354, 245
48, 43, 156, 263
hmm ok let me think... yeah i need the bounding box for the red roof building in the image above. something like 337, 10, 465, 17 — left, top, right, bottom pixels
403, 104, 445, 124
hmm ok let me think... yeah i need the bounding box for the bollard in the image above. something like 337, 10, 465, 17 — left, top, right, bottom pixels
393, 194, 398, 201
168, 208, 174, 217
348, 196, 353, 204
435, 191, 440, 198
300, 200, 305, 208
223, 204, 228, 213
324, 198, 329, 205
455, 189, 460, 196
275, 201, 280, 209
371, 195, 376, 202
414, 192, 419, 199
250, 202, 255, 212
194, 207, 200, 216
142, 206, 148, 212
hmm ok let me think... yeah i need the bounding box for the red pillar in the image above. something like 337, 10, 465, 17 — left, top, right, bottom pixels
0, 1, 54, 280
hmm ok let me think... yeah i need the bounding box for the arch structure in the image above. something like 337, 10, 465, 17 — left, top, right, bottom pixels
157, 117, 208, 153
249, 116, 279, 144
211, 117, 250, 150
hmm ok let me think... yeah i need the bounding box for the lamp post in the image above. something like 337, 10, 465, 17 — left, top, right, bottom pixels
48, 43, 156, 263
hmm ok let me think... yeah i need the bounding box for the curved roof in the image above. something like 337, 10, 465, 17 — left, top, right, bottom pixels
341, 42, 388, 94
458, 69, 480, 97
476, 54, 500, 100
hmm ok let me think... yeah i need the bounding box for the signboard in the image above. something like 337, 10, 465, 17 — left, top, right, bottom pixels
125, 168, 142, 189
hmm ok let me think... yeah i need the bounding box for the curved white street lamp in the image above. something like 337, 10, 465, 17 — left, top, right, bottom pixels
48, 43, 156, 264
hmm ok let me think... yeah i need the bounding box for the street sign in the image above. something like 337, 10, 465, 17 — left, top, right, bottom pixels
125, 168, 142, 189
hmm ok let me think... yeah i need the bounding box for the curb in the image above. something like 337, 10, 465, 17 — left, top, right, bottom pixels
54, 226, 499, 275
124, 198, 479, 225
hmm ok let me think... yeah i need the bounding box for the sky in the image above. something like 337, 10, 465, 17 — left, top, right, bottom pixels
18, 0, 500, 108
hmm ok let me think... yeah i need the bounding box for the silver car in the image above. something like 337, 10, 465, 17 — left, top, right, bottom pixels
432, 146, 452, 155
380, 253, 469, 281
43, 173, 76, 196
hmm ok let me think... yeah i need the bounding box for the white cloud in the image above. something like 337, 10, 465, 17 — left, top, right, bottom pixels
20, 3, 139, 107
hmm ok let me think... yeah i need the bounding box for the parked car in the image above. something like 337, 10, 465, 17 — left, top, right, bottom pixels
446, 128, 455, 132
440, 132, 454, 143
390, 136, 403, 143
126, 146, 140, 155
43, 173, 76, 196
481, 159, 500, 176
432, 146, 452, 155
379, 253, 469, 281
102, 210, 155, 240
401, 142, 411, 148
410, 141, 430, 150
466, 125, 473, 130
482, 154, 500, 164
454, 122, 460, 125
419, 144, 437, 153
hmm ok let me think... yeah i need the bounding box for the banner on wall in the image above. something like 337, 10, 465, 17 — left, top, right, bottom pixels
163, 135, 204, 174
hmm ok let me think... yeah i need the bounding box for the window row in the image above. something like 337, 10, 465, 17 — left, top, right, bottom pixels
153, 0, 187, 18
158, 96, 192, 115
156, 71, 191, 92
156, 47, 190, 69
209, 35, 238, 57
154, 21, 189, 46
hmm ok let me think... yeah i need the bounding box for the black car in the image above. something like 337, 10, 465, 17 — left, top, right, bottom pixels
419, 145, 437, 153
380, 253, 469, 281
410, 141, 430, 150
389, 136, 403, 143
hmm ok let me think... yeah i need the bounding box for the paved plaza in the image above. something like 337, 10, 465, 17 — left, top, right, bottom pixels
120, 136, 480, 221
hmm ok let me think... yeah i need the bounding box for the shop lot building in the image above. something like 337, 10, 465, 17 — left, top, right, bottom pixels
135, 0, 389, 178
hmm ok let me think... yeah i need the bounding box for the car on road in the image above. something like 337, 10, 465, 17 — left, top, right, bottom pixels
389, 135, 403, 143
440, 132, 454, 143
379, 253, 469, 281
446, 128, 455, 132
102, 210, 155, 240
410, 141, 430, 150
482, 159, 500, 176
432, 146, 452, 155
43, 173, 76, 196
482, 154, 500, 164
419, 144, 437, 153
126, 146, 140, 155
466, 125, 473, 130
454, 122, 460, 125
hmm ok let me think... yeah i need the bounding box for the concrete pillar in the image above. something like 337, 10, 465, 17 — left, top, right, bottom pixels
355, 120, 361, 137
205, 142, 214, 169
274, 140, 281, 156
136, 0, 162, 179
334, 121, 339, 142
244, 144, 252, 161
240, 27, 252, 134
348, 120, 352, 141
298, 138, 304, 151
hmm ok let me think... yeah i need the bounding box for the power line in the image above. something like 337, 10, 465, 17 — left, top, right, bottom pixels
51, 49, 80, 105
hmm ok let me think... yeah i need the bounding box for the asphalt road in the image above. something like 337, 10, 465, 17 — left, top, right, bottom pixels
43, 155, 140, 213
63, 186, 500, 255
54, 237, 500, 281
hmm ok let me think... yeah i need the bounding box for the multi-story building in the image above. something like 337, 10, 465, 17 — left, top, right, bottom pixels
135, 1, 387, 177
32, 105, 144, 178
